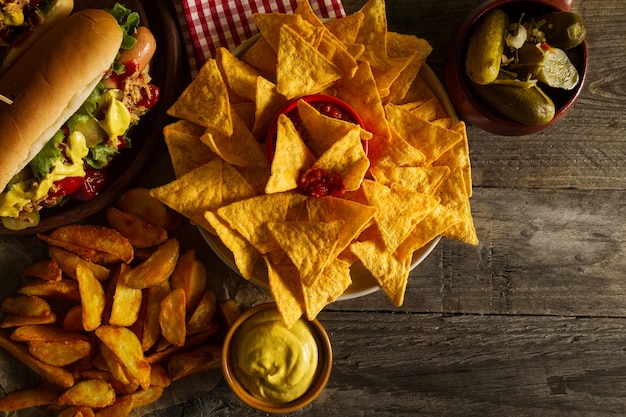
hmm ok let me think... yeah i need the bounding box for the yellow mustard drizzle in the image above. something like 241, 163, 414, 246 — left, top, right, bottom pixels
0, 131, 89, 217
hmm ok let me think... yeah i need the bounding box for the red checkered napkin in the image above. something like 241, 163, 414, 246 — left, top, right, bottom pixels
174, 0, 346, 77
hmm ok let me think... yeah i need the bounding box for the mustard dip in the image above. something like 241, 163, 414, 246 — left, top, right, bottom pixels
232, 309, 319, 404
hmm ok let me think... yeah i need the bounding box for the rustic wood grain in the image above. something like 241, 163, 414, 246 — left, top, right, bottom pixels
2, 0, 625, 415
147, 312, 626, 416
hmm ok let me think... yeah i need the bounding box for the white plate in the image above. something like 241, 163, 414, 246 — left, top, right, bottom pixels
200, 34, 458, 301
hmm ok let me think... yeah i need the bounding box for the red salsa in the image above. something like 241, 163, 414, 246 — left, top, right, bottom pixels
297, 166, 345, 198
276, 97, 359, 198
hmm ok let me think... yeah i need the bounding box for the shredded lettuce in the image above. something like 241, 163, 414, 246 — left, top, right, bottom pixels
106, 3, 140, 74
29, 130, 64, 179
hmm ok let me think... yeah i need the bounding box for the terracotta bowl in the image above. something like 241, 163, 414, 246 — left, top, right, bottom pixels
443, 0, 588, 136
265, 94, 368, 161
222, 302, 333, 414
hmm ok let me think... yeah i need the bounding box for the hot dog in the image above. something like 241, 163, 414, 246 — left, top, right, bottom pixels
0, 0, 75, 75
0, 4, 159, 231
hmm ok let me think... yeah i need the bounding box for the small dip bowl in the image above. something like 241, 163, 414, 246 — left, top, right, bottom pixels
265, 94, 368, 161
222, 302, 333, 414
443, 0, 588, 135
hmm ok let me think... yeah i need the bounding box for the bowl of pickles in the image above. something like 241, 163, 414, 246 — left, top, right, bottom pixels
444, 0, 588, 136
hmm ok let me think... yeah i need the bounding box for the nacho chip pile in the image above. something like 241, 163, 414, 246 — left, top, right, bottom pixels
152, 0, 478, 328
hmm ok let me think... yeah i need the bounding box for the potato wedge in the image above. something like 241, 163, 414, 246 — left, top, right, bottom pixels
170, 249, 206, 312
28, 338, 92, 367
97, 341, 133, 386
49, 246, 111, 281
0, 313, 56, 328
76, 263, 106, 332
80, 369, 139, 395
63, 305, 84, 332
0, 329, 74, 388
17, 279, 81, 301
124, 385, 164, 409
149, 362, 171, 388
159, 288, 186, 347
167, 344, 221, 381
219, 299, 241, 327
38, 225, 134, 264
141, 280, 170, 351
1, 295, 54, 317
11, 324, 90, 343
57, 406, 96, 417
186, 290, 217, 335
95, 325, 152, 390
123, 238, 179, 289
106, 207, 168, 249
0, 388, 59, 412
21, 258, 62, 281
109, 264, 142, 327
116, 187, 181, 231
145, 323, 219, 364
92, 395, 134, 417
58, 379, 116, 408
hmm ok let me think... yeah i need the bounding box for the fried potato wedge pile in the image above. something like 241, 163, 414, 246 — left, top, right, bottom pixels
0, 188, 239, 416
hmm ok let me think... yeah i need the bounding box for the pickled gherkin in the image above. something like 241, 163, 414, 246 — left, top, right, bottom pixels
465, 9, 509, 85
510, 43, 579, 90
536, 11, 586, 50
471, 71, 555, 126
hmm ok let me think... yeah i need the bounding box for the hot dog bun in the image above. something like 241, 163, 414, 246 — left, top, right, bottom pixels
0, 9, 123, 193
0, 0, 75, 75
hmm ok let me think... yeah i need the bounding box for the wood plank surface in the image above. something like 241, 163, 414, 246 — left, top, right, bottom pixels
2, 0, 626, 415
147, 312, 626, 416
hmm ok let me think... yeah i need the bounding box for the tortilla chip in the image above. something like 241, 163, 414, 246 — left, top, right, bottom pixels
234, 166, 272, 195
252, 76, 289, 139
232, 102, 257, 132
385, 103, 461, 163
295, 0, 325, 27
163, 121, 216, 178
370, 164, 450, 195
239, 36, 278, 79
205, 211, 260, 280
200, 110, 269, 168
361, 179, 439, 252
276, 25, 342, 99
167, 59, 232, 136
434, 121, 472, 197
216, 192, 294, 254
306, 196, 377, 260
253, 13, 323, 51
222, 162, 258, 205
301, 258, 351, 320
355, 0, 388, 70
268, 220, 344, 286
318, 30, 359, 79
436, 171, 478, 245
265, 259, 305, 328
297, 99, 372, 158
313, 126, 370, 191
367, 125, 426, 169
216, 47, 262, 102
150, 159, 224, 233
386, 32, 432, 103
324, 12, 364, 44
265, 114, 316, 194
336, 61, 390, 140
371, 54, 414, 99
395, 203, 461, 261
350, 239, 410, 306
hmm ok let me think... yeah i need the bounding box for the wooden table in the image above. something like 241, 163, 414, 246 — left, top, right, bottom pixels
2, 0, 624, 415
